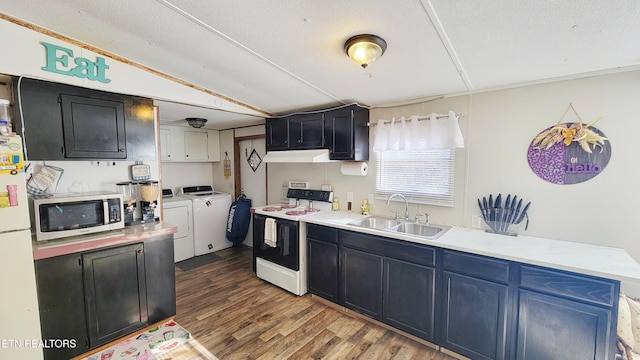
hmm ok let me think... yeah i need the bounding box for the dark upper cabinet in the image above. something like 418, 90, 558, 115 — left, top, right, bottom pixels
266, 117, 290, 150
265, 104, 369, 160
12, 77, 155, 161
61, 94, 127, 158
324, 105, 369, 161
290, 113, 324, 149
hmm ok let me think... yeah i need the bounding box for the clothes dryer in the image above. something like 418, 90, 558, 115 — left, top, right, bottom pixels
179, 186, 233, 255
162, 189, 194, 262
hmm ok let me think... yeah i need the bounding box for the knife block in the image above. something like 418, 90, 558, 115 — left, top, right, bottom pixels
483, 208, 527, 236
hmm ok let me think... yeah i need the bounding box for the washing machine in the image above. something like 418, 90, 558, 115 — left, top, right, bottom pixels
179, 185, 233, 255
162, 189, 194, 262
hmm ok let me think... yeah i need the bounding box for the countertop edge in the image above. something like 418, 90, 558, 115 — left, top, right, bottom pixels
300, 212, 640, 284
33, 222, 178, 260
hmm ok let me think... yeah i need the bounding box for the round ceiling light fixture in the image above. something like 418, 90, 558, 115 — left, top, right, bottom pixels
186, 117, 208, 128
344, 34, 387, 69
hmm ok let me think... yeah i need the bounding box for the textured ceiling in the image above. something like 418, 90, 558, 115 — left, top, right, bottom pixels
1, 0, 639, 129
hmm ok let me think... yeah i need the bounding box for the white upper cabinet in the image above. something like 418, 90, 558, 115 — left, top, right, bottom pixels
159, 128, 172, 161
159, 125, 220, 162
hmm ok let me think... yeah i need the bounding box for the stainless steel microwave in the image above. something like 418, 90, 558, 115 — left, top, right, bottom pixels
29, 191, 124, 241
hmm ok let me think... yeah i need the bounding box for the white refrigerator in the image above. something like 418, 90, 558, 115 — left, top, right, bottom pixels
0, 135, 43, 359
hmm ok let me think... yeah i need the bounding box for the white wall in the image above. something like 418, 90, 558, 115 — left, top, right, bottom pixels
161, 162, 214, 194
211, 129, 237, 195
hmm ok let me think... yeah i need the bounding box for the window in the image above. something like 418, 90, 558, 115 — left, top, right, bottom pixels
375, 149, 456, 207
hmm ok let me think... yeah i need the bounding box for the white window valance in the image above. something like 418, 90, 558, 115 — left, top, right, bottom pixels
373, 111, 465, 151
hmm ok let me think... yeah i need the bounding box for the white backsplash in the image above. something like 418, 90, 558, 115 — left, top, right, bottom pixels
25, 160, 160, 194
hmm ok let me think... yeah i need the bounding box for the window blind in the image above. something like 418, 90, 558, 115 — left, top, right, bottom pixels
375, 149, 455, 207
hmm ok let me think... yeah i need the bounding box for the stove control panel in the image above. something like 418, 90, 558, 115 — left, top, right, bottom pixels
287, 189, 333, 202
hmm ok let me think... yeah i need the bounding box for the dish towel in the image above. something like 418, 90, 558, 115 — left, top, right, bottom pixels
264, 218, 277, 247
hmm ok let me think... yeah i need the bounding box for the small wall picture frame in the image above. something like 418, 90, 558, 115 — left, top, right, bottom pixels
247, 148, 262, 172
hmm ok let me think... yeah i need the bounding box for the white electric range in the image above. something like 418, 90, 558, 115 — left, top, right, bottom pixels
253, 189, 333, 295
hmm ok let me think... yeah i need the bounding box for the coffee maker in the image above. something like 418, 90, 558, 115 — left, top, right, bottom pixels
139, 180, 159, 223
116, 180, 159, 224
116, 181, 139, 225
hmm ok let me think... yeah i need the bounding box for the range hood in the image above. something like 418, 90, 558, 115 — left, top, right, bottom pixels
263, 149, 336, 163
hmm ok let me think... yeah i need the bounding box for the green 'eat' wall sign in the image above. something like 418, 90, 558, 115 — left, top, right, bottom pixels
41, 42, 111, 83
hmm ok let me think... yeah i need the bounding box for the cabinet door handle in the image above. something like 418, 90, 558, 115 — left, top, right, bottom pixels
119, 148, 125, 152
138, 249, 143, 254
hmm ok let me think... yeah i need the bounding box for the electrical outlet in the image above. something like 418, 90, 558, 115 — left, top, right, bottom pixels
368, 193, 375, 204
471, 215, 482, 229
346, 192, 354, 202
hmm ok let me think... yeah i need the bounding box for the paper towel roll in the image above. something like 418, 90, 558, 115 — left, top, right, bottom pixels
341, 161, 368, 176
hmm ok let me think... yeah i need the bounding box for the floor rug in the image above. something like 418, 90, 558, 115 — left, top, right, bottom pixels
80, 319, 218, 359
175, 253, 223, 271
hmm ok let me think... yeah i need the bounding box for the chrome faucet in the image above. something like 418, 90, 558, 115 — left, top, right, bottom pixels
387, 193, 410, 221
415, 212, 430, 224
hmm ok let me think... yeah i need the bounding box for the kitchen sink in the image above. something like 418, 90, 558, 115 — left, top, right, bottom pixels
347, 216, 401, 230
391, 222, 450, 239
347, 216, 450, 240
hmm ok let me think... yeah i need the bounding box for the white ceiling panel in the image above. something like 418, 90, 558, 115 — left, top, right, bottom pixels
430, 0, 640, 90
1, 0, 639, 128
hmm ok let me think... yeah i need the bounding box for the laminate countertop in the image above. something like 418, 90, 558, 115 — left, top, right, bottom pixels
32, 221, 177, 260
302, 211, 640, 284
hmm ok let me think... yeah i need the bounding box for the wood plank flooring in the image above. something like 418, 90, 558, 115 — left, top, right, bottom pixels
174, 245, 459, 360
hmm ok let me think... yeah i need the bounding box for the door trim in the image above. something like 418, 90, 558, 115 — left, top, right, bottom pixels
234, 134, 267, 200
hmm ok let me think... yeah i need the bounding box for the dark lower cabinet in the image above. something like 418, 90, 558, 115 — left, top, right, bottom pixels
440, 272, 509, 360
82, 243, 148, 347
516, 265, 618, 360
517, 290, 613, 360
35, 253, 89, 360
145, 235, 177, 322
338, 230, 436, 334
310, 227, 620, 360
341, 247, 383, 319
384, 258, 435, 341
307, 224, 338, 302
439, 250, 511, 360
35, 235, 175, 360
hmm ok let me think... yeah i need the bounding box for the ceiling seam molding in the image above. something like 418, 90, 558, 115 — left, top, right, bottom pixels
420, 0, 473, 92
157, 0, 345, 106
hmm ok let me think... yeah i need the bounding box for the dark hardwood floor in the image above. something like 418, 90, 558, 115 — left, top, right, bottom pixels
174, 245, 460, 360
